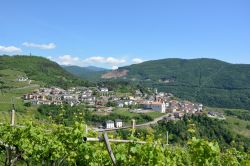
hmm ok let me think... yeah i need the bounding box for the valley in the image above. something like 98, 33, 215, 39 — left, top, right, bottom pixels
0, 55, 250, 165
1, 1, 249, 164
65, 58, 250, 110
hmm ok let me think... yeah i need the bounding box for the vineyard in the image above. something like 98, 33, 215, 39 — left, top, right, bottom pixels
0, 121, 249, 166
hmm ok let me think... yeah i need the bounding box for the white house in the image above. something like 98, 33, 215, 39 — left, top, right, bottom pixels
40, 100, 52, 105
124, 100, 133, 106
115, 119, 123, 128
140, 101, 166, 113
105, 120, 115, 129
198, 104, 203, 111
52, 100, 63, 105
17, 76, 28, 82
117, 101, 124, 108
62, 95, 73, 100
100, 88, 109, 92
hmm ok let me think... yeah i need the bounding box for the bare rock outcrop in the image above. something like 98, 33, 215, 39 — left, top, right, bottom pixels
101, 69, 128, 79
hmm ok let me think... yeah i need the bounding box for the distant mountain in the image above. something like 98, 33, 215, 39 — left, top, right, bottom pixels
85, 66, 108, 72
101, 58, 250, 110
0, 55, 90, 89
63, 65, 109, 81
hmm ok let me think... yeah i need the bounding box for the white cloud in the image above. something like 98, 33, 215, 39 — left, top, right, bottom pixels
84, 56, 126, 65
112, 66, 118, 70
56, 55, 80, 65
0, 45, 22, 53
132, 58, 144, 64
85, 56, 105, 63
50, 55, 127, 69
22, 42, 56, 49
46, 56, 52, 60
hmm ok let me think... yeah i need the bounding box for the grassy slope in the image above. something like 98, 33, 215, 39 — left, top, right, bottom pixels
0, 55, 90, 89
0, 87, 41, 124
0, 68, 41, 112
205, 107, 250, 137
0, 55, 78, 123
0, 69, 41, 124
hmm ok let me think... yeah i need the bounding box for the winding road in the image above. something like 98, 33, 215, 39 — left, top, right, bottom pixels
95, 113, 170, 132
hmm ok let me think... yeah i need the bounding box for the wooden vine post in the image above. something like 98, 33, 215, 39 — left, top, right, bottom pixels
83, 120, 147, 165
166, 131, 169, 145
131, 119, 136, 135
103, 132, 116, 165
10, 104, 15, 126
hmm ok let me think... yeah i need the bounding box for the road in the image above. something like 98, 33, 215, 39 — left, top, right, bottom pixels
95, 113, 170, 132
13, 84, 39, 90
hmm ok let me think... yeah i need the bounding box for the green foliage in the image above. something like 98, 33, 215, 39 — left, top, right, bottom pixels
155, 115, 250, 152
37, 104, 86, 125
37, 104, 155, 126
98, 79, 151, 96
24, 102, 31, 107
221, 148, 250, 166
0, 55, 90, 89
106, 101, 117, 107
206, 107, 250, 138
224, 109, 250, 121
188, 137, 221, 165
84, 110, 153, 125
0, 122, 249, 165
0, 122, 87, 165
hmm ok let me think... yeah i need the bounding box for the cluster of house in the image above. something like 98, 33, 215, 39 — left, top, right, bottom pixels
104, 119, 123, 129
23, 86, 203, 123
98, 90, 203, 126
138, 92, 203, 115
23, 87, 99, 106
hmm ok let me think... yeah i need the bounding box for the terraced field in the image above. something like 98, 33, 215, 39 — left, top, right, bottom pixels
0, 68, 42, 123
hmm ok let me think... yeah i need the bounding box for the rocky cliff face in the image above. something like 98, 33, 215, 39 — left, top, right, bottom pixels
101, 69, 128, 79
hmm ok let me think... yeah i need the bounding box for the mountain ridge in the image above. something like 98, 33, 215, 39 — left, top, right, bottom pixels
62, 65, 109, 81
62, 65, 108, 72
2, 55, 250, 110
100, 58, 250, 110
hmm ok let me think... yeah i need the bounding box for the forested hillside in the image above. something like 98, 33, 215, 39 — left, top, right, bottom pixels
0, 55, 90, 89
102, 58, 250, 110
63, 65, 108, 81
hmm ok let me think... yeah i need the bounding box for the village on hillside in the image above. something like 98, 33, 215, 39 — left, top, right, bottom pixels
22, 86, 210, 128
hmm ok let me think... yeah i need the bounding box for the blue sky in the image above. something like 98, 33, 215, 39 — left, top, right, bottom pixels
0, 0, 249, 69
